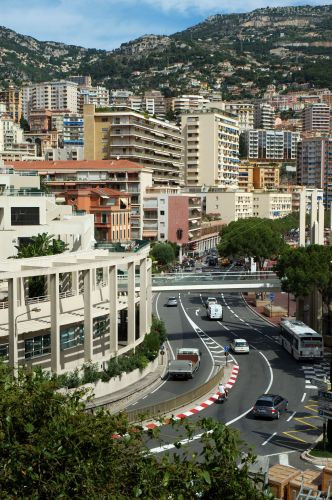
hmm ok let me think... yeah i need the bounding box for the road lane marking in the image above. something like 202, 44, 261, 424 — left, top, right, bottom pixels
262, 432, 277, 446
195, 309, 200, 316
301, 393, 307, 402
287, 411, 296, 422
279, 454, 290, 466
259, 351, 273, 393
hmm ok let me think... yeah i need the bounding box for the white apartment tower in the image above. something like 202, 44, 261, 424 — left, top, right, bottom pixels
254, 103, 275, 129
302, 103, 330, 134
182, 109, 240, 188
22, 81, 79, 119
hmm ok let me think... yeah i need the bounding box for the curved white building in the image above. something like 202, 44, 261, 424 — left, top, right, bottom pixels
0, 245, 152, 374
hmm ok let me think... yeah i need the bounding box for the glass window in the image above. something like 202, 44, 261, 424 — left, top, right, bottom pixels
93, 316, 109, 338
0, 343, 9, 359
11, 207, 40, 226
25, 334, 51, 358
60, 324, 84, 351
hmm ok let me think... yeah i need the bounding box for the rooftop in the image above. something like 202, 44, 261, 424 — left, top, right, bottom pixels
5, 159, 145, 171
65, 187, 130, 197
281, 319, 320, 337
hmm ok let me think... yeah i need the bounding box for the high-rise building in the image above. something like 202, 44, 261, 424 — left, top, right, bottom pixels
77, 85, 109, 114
84, 104, 183, 189
22, 81, 79, 119
297, 137, 332, 207
172, 95, 210, 114
254, 103, 275, 129
181, 108, 239, 188
223, 102, 254, 132
0, 85, 22, 122
243, 130, 300, 161
302, 103, 330, 134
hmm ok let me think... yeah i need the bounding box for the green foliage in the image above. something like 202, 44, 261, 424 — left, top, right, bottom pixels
14, 232, 69, 258
275, 244, 332, 298
218, 218, 285, 268
150, 242, 175, 266
19, 115, 30, 131
0, 360, 269, 499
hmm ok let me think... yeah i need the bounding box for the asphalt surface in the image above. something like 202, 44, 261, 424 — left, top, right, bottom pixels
125, 283, 323, 471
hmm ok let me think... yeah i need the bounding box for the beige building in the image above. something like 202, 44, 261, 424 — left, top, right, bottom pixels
205, 191, 253, 224
0, 85, 22, 122
84, 104, 183, 189
252, 163, 280, 190
222, 102, 254, 132
182, 109, 240, 189
253, 192, 292, 219
238, 163, 254, 191
22, 81, 79, 119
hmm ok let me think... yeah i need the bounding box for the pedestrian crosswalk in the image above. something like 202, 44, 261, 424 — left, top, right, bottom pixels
302, 360, 330, 389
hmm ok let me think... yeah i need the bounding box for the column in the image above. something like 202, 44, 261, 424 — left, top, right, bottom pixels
299, 190, 306, 247
146, 262, 152, 331
83, 269, 93, 362
109, 265, 118, 354
127, 262, 135, 346
8, 277, 18, 369
310, 190, 318, 245
50, 273, 60, 374
317, 201, 324, 245
139, 258, 147, 337
17, 277, 25, 307
72, 270, 79, 295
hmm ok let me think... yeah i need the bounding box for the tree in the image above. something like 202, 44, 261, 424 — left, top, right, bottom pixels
0, 361, 269, 499
218, 218, 285, 269
19, 115, 30, 131
150, 242, 175, 266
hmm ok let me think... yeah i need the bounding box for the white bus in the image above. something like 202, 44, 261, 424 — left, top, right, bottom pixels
280, 319, 323, 361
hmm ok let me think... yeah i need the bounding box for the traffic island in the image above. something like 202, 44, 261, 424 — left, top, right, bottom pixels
302, 438, 332, 467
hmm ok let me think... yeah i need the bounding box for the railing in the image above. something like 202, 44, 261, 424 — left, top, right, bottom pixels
95, 239, 150, 253
2, 189, 54, 197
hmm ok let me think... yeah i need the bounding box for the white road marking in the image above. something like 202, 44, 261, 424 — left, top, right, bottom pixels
306, 385, 318, 389
279, 454, 290, 466
195, 309, 200, 316
259, 351, 273, 393
263, 451, 296, 458
150, 379, 169, 393
301, 393, 307, 402
262, 432, 277, 446
287, 411, 296, 422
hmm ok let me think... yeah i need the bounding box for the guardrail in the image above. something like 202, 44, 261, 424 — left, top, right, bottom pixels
125, 365, 224, 424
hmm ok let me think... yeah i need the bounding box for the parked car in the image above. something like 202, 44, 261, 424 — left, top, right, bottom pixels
205, 297, 217, 308
166, 297, 178, 307
230, 339, 249, 354
252, 394, 288, 419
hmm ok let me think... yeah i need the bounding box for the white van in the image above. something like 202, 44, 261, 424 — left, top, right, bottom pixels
207, 304, 223, 320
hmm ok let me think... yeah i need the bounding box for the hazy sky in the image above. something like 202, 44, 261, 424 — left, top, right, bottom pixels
0, 0, 330, 50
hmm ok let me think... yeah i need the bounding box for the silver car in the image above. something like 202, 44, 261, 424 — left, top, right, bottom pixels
252, 394, 288, 420
166, 297, 178, 307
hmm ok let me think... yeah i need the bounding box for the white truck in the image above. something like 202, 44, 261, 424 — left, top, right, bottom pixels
207, 304, 223, 320
168, 348, 201, 380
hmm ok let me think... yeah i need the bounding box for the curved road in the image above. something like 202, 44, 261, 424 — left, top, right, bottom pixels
129, 290, 321, 469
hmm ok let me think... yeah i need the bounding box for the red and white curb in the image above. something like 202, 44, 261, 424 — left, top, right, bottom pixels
142, 363, 239, 431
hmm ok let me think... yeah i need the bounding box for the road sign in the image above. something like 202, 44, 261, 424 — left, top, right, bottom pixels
224, 345, 229, 352
269, 292, 275, 302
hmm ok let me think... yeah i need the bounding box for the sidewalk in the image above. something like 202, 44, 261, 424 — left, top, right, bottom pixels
244, 292, 296, 326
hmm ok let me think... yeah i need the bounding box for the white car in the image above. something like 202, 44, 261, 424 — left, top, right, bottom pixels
207, 304, 223, 320
230, 339, 249, 354
205, 297, 217, 308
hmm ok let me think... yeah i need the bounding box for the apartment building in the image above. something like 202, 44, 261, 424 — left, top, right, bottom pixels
205, 191, 253, 224
238, 163, 254, 191
252, 163, 280, 190
253, 192, 292, 219
63, 187, 131, 242
77, 85, 109, 114
302, 103, 330, 134
23, 81, 78, 119
0, 164, 94, 258
243, 130, 300, 161
84, 104, 183, 189
182, 108, 240, 188
280, 185, 324, 213
222, 102, 254, 132
8, 159, 153, 240
254, 103, 275, 129
0, 85, 22, 122
297, 137, 332, 207
172, 95, 210, 114
0, 117, 24, 150
63, 115, 84, 146
45, 146, 84, 161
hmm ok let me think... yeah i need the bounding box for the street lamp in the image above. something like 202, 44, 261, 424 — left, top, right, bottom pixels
15, 307, 41, 338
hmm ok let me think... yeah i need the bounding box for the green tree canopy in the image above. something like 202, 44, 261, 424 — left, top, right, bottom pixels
218, 218, 285, 268
150, 242, 175, 266
15, 232, 68, 258
0, 362, 270, 499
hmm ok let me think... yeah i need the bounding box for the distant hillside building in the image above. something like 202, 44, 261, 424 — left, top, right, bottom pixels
222, 102, 254, 132
243, 130, 300, 161
181, 108, 240, 189
0, 85, 22, 123
22, 81, 79, 119
254, 103, 275, 129
302, 103, 330, 134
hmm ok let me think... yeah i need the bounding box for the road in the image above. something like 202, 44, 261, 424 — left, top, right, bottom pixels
128, 289, 324, 470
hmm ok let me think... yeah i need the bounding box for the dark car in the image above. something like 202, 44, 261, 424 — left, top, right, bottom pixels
252, 394, 288, 419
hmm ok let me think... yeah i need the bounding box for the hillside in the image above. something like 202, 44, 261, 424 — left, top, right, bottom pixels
0, 5, 331, 97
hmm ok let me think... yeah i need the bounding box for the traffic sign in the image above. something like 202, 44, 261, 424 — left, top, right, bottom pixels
224, 345, 230, 352
269, 292, 275, 302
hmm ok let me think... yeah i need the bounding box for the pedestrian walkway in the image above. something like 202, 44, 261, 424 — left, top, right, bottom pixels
244, 291, 296, 326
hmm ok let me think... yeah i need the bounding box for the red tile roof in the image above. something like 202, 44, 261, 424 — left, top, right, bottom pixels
5, 159, 144, 171
64, 187, 130, 197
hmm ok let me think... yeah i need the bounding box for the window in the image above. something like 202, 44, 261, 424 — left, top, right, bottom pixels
160, 233, 165, 239
11, 207, 40, 226
102, 213, 108, 224
60, 324, 84, 351
93, 316, 109, 338
0, 343, 8, 359
25, 334, 51, 358
102, 118, 108, 122
160, 210, 165, 216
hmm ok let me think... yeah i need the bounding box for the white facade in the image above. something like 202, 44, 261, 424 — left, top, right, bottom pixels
254, 103, 275, 129
302, 103, 330, 133
205, 191, 253, 224
253, 192, 292, 219
182, 109, 240, 189
244, 129, 300, 160
45, 146, 84, 161
172, 95, 210, 113
0, 118, 24, 151
0, 247, 152, 374
222, 102, 255, 132
23, 81, 79, 119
